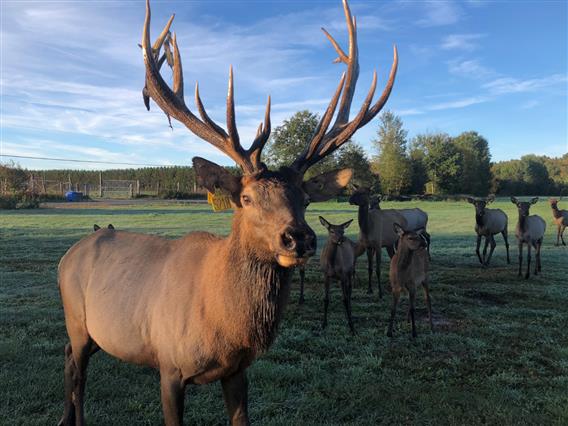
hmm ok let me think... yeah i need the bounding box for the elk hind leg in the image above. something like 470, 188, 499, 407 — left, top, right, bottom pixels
409, 289, 417, 339
366, 248, 374, 294
561, 225, 566, 246
502, 229, 511, 264
423, 280, 434, 332
375, 248, 383, 299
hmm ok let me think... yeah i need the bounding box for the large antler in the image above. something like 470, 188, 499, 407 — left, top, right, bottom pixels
141, 0, 270, 174
291, 0, 398, 174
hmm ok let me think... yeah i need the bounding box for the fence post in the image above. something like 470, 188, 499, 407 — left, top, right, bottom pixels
129, 184, 133, 198
59, 182, 63, 194
156, 181, 160, 196
99, 172, 103, 198
136, 180, 140, 195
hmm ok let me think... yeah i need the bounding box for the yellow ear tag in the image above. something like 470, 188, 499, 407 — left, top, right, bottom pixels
207, 189, 233, 212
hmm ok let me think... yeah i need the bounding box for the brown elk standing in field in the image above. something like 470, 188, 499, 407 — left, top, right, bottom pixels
57, 0, 398, 425
466, 196, 510, 266
319, 216, 363, 333
549, 198, 568, 246
511, 197, 546, 279
388, 224, 432, 338
349, 186, 407, 298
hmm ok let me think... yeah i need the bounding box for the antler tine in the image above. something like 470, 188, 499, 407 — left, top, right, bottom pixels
291, 0, 397, 175
143, 0, 270, 174
248, 96, 271, 169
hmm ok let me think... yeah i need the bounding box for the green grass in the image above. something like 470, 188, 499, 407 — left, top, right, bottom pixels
1, 199, 567, 425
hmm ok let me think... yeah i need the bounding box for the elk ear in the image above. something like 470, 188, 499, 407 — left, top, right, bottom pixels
340, 219, 353, 229
530, 197, 539, 205
93, 224, 101, 231
107, 224, 115, 230
303, 169, 353, 202
487, 194, 495, 204
193, 157, 242, 205
393, 223, 405, 237
466, 197, 475, 204
319, 216, 331, 230
510, 196, 519, 205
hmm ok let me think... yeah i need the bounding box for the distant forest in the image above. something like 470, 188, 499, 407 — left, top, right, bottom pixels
2, 111, 567, 198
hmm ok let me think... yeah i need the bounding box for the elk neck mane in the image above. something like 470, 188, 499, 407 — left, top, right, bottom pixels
225, 212, 293, 353
475, 211, 485, 227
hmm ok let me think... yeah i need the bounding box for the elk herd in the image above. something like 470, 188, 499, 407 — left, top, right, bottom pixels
55, 1, 565, 425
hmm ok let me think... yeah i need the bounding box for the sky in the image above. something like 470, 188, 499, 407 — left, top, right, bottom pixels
1, 0, 567, 170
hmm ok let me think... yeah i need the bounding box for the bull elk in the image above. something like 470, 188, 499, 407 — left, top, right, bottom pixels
57, 1, 398, 424
349, 186, 407, 297
387, 224, 432, 338
466, 196, 510, 266
511, 197, 546, 279
549, 198, 568, 246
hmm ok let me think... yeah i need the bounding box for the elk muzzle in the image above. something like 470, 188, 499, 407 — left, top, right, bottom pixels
277, 226, 317, 267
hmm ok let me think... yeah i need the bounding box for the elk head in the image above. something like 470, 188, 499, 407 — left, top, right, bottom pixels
393, 223, 428, 251
467, 195, 494, 218
141, 0, 397, 267
348, 185, 371, 207
319, 216, 353, 246
549, 198, 559, 209
511, 196, 538, 217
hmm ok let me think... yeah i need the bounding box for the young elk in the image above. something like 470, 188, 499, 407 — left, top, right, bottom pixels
57, 1, 398, 425
319, 216, 363, 333
349, 186, 407, 297
466, 196, 510, 266
511, 197, 546, 279
388, 224, 433, 339
549, 198, 568, 246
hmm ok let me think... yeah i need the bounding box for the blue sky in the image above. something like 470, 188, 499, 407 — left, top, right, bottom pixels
1, 0, 566, 170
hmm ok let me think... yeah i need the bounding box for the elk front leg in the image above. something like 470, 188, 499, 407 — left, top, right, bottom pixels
517, 242, 523, 277
340, 275, 355, 334
298, 266, 306, 305
386, 289, 400, 337
502, 230, 511, 264
366, 247, 374, 294
422, 280, 434, 332
535, 240, 542, 274
485, 235, 497, 266
475, 234, 483, 264
561, 225, 566, 246
482, 236, 490, 265
322, 275, 331, 329
409, 289, 417, 339
525, 243, 532, 279
160, 369, 185, 426
221, 370, 250, 426
375, 248, 383, 299
556, 225, 561, 246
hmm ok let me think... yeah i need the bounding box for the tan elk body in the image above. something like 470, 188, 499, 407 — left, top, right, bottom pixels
319, 217, 363, 333
349, 187, 408, 297
511, 197, 546, 279
549, 198, 568, 245
466, 196, 510, 266
57, 1, 398, 425
388, 224, 433, 338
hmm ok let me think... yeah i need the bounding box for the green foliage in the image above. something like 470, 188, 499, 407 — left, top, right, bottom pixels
264, 110, 339, 178
1, 200, 567, 424
372, 111, 412, 195
0, 162, 28, 193
454, 131, 492, 196
412, 133, 463, 194
492, 155, 564, 195
335, 143, 377, 189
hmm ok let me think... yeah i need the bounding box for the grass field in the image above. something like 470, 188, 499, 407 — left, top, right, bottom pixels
1, 198, 567, 425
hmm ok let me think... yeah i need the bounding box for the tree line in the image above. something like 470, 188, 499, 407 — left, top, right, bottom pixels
2, 110, 566, 198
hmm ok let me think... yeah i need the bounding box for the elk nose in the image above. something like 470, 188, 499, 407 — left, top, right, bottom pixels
280, 227, 317, 256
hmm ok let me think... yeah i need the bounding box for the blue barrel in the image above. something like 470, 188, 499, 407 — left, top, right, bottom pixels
65, 191, 83, 202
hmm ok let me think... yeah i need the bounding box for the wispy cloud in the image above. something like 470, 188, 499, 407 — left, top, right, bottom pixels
441, 34, 486, 51
483, 74, 567, 95
448, 59, 494, 79
416, 1, 462, 27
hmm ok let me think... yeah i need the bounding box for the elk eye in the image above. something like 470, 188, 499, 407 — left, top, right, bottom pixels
241, 195, 252, 206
